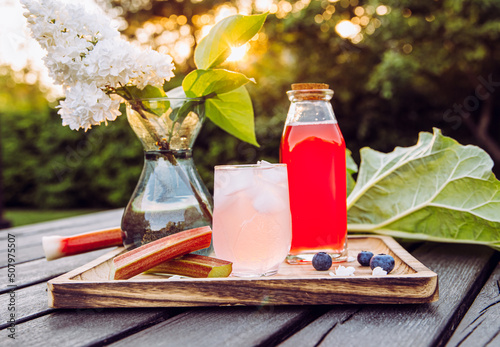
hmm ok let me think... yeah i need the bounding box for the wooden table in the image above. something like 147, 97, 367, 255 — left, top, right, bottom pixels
1, 209, 499, 346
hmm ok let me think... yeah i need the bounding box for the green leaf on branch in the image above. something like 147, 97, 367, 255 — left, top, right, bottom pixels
183, 69, 255, 98
205, 86, 259, 147
346, 149, 358, 198
194, 13, 267, 69
346, 128, 500, 251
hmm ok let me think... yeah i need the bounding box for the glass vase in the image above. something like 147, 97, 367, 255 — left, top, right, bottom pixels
122, 96, 213, 253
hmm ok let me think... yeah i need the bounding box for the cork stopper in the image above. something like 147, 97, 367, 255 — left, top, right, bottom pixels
291, 83, 329, 90
288, 83, 332, 101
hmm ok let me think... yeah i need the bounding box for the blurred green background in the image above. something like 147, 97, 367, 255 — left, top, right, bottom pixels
1, 0, 500, 226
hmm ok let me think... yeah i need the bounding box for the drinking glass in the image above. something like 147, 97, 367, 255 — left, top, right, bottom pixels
213, 163, 292, 277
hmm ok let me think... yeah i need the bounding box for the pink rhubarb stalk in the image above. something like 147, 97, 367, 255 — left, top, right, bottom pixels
146, 254, 232, 278
43, 227, 123, 261
110, 226, 212, 280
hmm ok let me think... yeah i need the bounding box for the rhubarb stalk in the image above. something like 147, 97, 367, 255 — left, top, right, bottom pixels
110, 226, 212, 280
146, 254, 232, 278
43, 227, 123, 261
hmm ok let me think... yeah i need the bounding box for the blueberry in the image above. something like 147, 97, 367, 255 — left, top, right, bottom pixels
312, 252, 333, 271
369, 254, 395, 274
357, 251, 374, 266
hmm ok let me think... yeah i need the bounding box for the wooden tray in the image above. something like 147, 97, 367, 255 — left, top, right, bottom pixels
48, 235, 438, 308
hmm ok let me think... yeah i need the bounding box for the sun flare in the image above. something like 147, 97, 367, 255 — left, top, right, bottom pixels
226, 44, 249, 62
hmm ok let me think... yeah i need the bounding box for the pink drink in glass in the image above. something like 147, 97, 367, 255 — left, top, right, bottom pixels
213, 163, 292, 277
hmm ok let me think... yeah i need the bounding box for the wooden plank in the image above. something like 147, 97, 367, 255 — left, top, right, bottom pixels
0, 241, 44, 267
275, 307, 362, 346
278, 243, 497, 347
0, 248, 112, 294
446, 259, 500, 347
0, 209, 122, 267
0, 209, 122, 239
0, 250, 183, 347
108, 306, 324, 347
47, 236, 438, 308
4, 307, 175, 346
0, 282, 55, 330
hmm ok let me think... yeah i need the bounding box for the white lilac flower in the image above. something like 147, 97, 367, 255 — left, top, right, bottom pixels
58, 83, 121, 131
81, 40, 139, 87
44, 37, 94, 85
22, 0, 175, 131
329, 265, 356, 276
372, 267, 388, 276
133, 48, 175, 89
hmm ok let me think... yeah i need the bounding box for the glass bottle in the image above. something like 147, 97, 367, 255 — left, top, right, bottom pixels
280, 83, 347, 263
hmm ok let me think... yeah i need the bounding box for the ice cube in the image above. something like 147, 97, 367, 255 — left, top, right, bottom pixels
252, 184, 287, 214
257, 160, 273, 166
259, 165, 288, 185
215, 168, 254, 196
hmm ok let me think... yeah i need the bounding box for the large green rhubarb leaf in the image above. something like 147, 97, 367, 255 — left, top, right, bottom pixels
346, 149, 358, 198
347, 128, 500, 251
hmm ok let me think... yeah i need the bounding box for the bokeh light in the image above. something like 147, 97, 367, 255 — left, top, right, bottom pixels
376, 5, 389, 16
3, 0, 403, 93
335, 20, 361, 39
